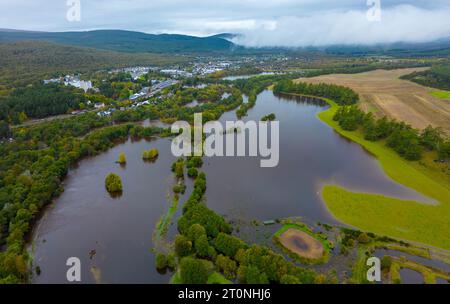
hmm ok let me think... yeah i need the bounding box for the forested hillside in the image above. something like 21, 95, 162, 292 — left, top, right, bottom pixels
0, 41, 187, 89
0, 30, 234, 54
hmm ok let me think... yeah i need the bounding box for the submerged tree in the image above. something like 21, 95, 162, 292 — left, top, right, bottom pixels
142, 148, 159, 161
117, 152, 127, 164
105, 173, 123, 193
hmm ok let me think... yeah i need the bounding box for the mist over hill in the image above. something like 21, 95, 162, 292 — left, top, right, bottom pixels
1, 29, 450, 57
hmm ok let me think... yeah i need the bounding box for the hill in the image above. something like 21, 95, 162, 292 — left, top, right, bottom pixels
0, 29, 235, 54
0, 40, 188, 89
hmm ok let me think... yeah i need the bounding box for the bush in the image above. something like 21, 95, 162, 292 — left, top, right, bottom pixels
280, 274, 301, 284
381, 256, 392, 271
179, 257, 210, 284
156, 253, 168, 270
167, 253, 177, 269
195, 234, 215, 259
261, 113, 276, 121
214, 233, 248, 258
186, 157, 203, 169
172, 160, 184, 178
178, 204, 232, 238
117, 152, 126, 164
173, 184, 186, 194
187, 168, 199, 178
357, 233, 371, 244
245, 265, 269, 284
174, 235, 192, 258
215, 254, 237, 280
187, 224, 207, 242
104, 173, 123, 193
142, 148, 159, 160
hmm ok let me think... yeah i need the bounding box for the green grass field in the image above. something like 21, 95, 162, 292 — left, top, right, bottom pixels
316, 98, 450, 250
430, 90, 450, 99
323, 186, 450, 249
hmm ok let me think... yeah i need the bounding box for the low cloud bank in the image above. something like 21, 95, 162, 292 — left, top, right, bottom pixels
231, 5, 450, 47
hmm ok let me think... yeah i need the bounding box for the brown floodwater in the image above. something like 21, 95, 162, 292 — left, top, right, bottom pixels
30, 90, 432, 283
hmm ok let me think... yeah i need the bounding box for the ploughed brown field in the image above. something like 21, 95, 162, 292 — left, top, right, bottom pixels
296, 68, 450, 135
278, 229, 324, 260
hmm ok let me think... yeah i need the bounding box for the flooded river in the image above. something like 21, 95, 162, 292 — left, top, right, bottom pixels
30, 90, 431, 283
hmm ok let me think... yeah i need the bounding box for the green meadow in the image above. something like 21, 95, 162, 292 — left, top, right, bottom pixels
430, 90, 450, 99
316, 98, 450, 250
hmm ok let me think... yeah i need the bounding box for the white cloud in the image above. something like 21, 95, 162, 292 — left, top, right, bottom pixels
232, 5, 450, 47
1, 1, 450, 46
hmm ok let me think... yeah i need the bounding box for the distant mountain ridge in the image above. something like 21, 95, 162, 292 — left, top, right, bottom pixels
1, 29, 450, 57
0, 29, 236, 54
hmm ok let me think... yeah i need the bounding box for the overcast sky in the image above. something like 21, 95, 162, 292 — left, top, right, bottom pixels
1, 0, 450, 47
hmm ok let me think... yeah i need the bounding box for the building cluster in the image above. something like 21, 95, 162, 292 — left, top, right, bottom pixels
43, 75, 95, 92
192, 61, 232, 75
160, 69, 193, 78
120, 66, 158, 80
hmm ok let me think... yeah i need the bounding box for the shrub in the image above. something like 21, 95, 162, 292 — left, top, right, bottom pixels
156, 253, 168, 270
143, 148, 159, 160
173, 184, 186, 194
215, 254, 237, 280
187, 224, 207, 242
117, 152, 126, 164
187, 168, 199, 178
357, 233, 371, 244
104, 173, 123, 193
174, 235, 192, 257
179, 257, 210, 284
214, 233, 248, 258
186, 157, 203, 168
280, 274, 301, 284
167, 253, 177, 269
381, 256, 392, 271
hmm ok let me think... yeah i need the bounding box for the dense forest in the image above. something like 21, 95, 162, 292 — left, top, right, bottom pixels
0, 41, 187, 90
273, 79, 359, 105
333, 106, 450, 161
1, 83, 87, 120
401, 64, 450, 90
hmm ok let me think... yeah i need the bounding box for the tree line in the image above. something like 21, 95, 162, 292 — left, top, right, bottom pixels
401, 63, 450, 91
334, 106, 449, 161
273, 79, 359, 105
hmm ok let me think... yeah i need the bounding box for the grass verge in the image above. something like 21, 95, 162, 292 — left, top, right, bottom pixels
430, 90, 450, 99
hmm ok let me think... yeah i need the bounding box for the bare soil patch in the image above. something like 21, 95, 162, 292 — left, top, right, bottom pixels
278, 228, 324, 260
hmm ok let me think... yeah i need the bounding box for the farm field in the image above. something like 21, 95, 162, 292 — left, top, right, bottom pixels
296, 68, 450, 134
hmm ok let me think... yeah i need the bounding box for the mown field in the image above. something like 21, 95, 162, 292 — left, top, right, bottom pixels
297, 68, 450, 135
317, 98, 450, 250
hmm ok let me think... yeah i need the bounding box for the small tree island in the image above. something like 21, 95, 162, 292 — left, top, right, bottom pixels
143, 148, 159, 161
261, 113, 276, 121
105, 173, 123, 193
117, 152, 127, 165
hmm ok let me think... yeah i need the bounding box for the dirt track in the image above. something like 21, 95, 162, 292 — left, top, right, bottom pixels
296, 68, 450, 135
